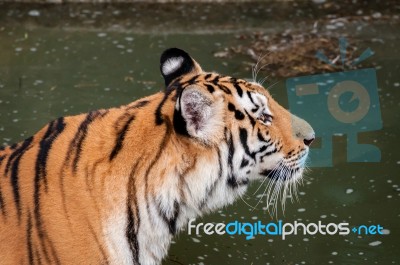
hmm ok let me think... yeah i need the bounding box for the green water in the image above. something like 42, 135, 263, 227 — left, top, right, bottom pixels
0, 2, 399, 265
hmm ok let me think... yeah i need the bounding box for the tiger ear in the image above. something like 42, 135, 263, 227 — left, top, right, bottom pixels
160, 48, 203, 87
178, 85, 224, 145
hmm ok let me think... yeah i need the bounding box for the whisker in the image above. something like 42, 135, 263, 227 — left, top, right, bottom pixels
253, 165, 281, 211
252, 161, 281, 195
239, 193, 257, 210
266, 79, 281, 91
254, 61, 271, 84
259, 74, 271, 86
252, 52, 271, 83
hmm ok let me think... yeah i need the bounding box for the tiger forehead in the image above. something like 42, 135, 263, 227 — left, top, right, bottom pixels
178, 73, 270, 100
177, 73, 260, 92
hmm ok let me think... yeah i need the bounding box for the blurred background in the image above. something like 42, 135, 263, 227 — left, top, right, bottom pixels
0, 0, 399, 264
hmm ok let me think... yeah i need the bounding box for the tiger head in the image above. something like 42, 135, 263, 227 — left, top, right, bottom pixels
160, 48, 315, 214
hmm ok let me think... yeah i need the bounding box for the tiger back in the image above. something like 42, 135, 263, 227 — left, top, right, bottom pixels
0, 48, 314, 265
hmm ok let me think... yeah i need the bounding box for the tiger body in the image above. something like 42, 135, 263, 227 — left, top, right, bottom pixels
0, 48, 314, 265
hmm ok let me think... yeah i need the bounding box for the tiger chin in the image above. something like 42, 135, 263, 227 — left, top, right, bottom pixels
0, 48, 314, 265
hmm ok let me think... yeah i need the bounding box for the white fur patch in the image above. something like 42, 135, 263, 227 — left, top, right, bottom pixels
162, 57, 184, 76
104, 212, 134, 265
103, 178, 134, 265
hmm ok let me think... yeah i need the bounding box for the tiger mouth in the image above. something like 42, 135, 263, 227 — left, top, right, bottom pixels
259, 165, 302, 181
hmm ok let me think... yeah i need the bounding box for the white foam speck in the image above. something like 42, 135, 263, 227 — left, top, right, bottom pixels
346, 189, 354, 194
331, 252, 338, 255
298, 208, 306, 212
381, 229, 390, 235
28, 10, 40, 17
191, 237, 200, 243
369, 241, 382, 246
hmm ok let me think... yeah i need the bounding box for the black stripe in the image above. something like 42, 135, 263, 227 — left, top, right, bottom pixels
205, 84, 215, 93
233, 82, 243, 97
0, 154, 5, 166
169, 201, 180, 234
71, 111, 102, 173
87, 222, 109, 265
228, 133, 234, 169
257, 130, 268, 142
245, 110, 256, 127
34, 117, 65, 264
219, 85, 232, 94
0, 185, 5, 216
173, 107, 189, 137
5, 137, 32, 175
0, 145, 5, 151
205, 73, 213, 81
251, 106, 259, 113
27, 212, 34, 265
228, 103, 244, 121
247, 91, 255, 104
287, 150, 294, 157
235, 110, 245, 120
240, 158, 249, 168
184, 75, 199, 85
227, 175, 238, 188
226, 133, 238, 188
126, 205, 140, 264
127, 160, 141, 265
155, 88, 176, 125
264, 148, 278, 156
35, 249, 42, 265
239, 128, 255, 159
257, 145, 269, 154
228, 103, 235, 112
211, 75, 220, 85
8, 136, 33, 219
126, 100, 150, 110
109, 115, 135, 161
260, 148, 278, 163
157, 199, 180, 235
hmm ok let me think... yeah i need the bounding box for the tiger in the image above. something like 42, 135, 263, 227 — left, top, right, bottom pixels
0, 48, 314, 265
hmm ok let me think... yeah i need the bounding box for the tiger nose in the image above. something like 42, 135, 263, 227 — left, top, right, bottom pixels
303, 136, 315, 146
291, 114, 315, 147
